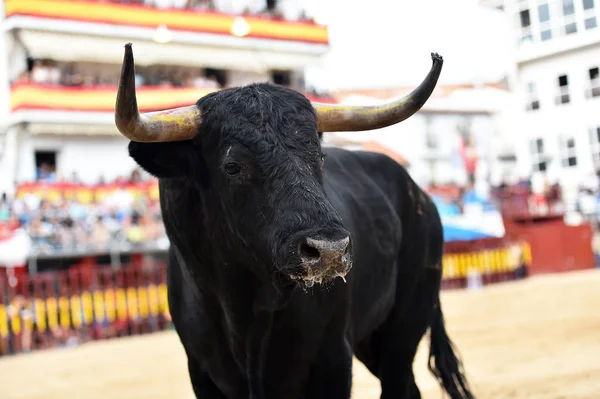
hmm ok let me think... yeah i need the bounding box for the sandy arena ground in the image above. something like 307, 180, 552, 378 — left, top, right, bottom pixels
1, 269, 599, 399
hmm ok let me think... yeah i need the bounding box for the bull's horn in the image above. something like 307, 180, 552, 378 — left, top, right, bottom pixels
115, 43, 201, 142
312, 53, 443, 132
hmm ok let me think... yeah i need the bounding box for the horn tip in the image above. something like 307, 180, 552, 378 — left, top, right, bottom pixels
124, 43, 133, 58
123, 43, 134, 67
430, 52, 443, 64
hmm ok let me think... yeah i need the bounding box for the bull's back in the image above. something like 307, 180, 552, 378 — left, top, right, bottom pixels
323, 147, 411, 341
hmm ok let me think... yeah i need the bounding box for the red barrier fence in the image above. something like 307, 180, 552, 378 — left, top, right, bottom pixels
0, 262, 170, 356
0, 239, 531, 357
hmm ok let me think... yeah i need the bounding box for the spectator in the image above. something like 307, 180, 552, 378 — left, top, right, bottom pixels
4, 168, 168, 255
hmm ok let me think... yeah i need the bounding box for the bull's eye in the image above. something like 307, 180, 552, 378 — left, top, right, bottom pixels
224, 162, 241, 175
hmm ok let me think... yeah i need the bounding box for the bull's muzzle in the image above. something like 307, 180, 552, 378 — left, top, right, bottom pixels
293, 234, 352, 287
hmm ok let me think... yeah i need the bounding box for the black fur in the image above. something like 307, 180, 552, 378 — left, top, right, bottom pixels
128, 83, 474, 399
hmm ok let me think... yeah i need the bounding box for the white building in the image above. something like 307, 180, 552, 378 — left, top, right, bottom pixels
0, 0, 330, 195
481, 0, 600, 204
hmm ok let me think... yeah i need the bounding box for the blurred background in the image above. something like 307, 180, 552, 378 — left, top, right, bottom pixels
0, 1, 598, 398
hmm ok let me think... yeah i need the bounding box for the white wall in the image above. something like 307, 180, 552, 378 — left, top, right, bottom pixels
5, 32, 27, 82
14, 131, 137, 185
0, 127, 18, 195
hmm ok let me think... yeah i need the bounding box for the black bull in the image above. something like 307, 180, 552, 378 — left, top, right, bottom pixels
124, 64, 474, 399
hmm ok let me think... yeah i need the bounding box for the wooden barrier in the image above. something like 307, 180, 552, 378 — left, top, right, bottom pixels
0, 262, 170, 356
0, 241, 530, 356
440, 241, 531, 290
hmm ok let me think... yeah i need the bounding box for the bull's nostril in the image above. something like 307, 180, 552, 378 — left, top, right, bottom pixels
299, 242, 321, 261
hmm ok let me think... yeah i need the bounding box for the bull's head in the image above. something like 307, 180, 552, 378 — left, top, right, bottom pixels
117, 44, 442, 288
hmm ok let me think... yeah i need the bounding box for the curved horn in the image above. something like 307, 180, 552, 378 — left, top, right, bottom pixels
115, 43, 201, 142
312, 53, 443, 132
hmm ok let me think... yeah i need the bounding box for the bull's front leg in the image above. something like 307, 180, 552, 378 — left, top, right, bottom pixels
303, 334, 353, 399
187, 355, 227, 399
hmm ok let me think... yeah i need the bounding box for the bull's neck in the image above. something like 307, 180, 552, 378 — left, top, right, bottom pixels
212, 266, 289, 399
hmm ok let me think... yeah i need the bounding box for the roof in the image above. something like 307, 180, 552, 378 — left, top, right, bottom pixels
332, 81, 513, 115
332, 80, 510, 99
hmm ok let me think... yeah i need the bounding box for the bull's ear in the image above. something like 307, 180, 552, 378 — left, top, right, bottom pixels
128, 140, 201, 179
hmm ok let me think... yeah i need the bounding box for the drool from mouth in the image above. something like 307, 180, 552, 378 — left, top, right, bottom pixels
289, 265, 349, 288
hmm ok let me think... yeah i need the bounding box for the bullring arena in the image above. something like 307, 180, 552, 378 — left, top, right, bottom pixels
1, 269, 598, 399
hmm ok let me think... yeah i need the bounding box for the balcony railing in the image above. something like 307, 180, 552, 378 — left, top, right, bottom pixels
9, 82, 336, 114
4, 0, 329, 45
66, 0, 315, 23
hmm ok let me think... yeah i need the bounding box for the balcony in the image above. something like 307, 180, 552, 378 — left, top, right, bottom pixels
3, 0, 329, 71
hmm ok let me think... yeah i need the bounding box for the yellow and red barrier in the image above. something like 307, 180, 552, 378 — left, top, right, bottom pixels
10, 83, 337, 114
0, 241, 531, 355
441, 241, 531, 289
15, 180, 160, 205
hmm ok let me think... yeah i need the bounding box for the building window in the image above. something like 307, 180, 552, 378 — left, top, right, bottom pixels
556, 74, 570, 104
526, 82, 540, 110
530, 138, 548, 172
520, 9, 531, 27
563, 0, 576, 15
587, 67, 600, 98
563, 0, 578, 34
559, 136, 578, 167
583, 0, 597, 29
519, 9, 533, 41
538, 3, 553, 40
589, 126, 600, 167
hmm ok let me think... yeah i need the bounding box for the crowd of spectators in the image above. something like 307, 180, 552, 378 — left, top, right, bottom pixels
490, 174, 600, 223
0, 168, 168, 257
95, 0, 316, 22
491, 178, 564, 217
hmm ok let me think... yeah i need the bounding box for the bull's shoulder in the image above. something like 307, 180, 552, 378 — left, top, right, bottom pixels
324, 146, 438, 219
323, 147, 411, 188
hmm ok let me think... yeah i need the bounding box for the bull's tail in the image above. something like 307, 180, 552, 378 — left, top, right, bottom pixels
428, 301, 475, 399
